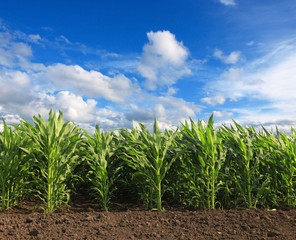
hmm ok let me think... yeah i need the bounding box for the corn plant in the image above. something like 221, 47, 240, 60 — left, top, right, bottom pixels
265, 128, 296, 207
167, 149, 203, 208
116, 124, 145, 204
121, 118, 179, 210
3, 108, 296, 211
18, 109, 82, 213
83, 126, 120, 211
250, 127, 280, 207
180, 114, 226, 209
0, 121, 31, 210
221, 122, 270, 208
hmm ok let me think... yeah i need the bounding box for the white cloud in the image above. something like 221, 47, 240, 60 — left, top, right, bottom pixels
252, 53, 296, 101
123, 94, 201, 131
213, 110, 233, 119
221, 68, 243, 81
0, 89, 99, 127
101, 52, 121, 58
125, 109, 154, 122
201, 95, 226, 106
213, 45, 296, 103
0, 31, 12, 47
94, 107, 131, 130
150, 95, 200, 129
205, 39, 296, 131
221, 107, 296, 134
27, 34, 42, 43
56, 35, 71, 44
219, 0, 236, 6
0, 113, 21, 125
0, 18, 7, 31
0, 112, 20, 132
37, 63, 136, 103
145, 31, 188, 65
214, 49, 242, 64
0, 26, 201, 133
55, 91, 97, 122
138, 30, 191, 90
0, 32, 33, 68
0, 70, 32, 105
247, 41, 255, 46
164, 87, 178, 96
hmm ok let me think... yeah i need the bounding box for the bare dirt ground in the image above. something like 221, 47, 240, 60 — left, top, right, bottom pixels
1, 189, 296, 240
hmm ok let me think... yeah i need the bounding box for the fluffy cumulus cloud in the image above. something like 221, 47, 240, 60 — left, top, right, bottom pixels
37, 63, 136, 103
0, 30, 106, 127
55, 91, 97, 122
213, 110, 233, 119
124, 95, 200, 130
0, 89, 98, 124
214, 49, 241, 64
94, 107, 130, 130
86, 94, 201, 132
164, 87, 178, 96
0, 70, 34, 109
0, 112, 20, 132
220, 67, 243, 81
219, 0, 236, 6
201, 95, 225, 106
125, 109, 154, 122
138, 30, 191, 90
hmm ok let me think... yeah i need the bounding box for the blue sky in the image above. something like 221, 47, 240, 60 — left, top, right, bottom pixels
1, 0, 296, 132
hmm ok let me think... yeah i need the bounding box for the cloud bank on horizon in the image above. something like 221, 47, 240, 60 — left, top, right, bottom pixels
0, 0, 296, 133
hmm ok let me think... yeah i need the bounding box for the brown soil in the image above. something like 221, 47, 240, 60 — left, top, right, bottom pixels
1, 189, 296, 240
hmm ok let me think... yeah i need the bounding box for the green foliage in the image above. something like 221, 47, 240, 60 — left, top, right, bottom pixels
18, 109, 82, 213
263, 128, 296, 207
180, 114, 226, 209
120, 118, 179, 210
83, 126, 120, 211
0, 121, 31, 210
1, 110, 296, 211
220, 123, 270, 208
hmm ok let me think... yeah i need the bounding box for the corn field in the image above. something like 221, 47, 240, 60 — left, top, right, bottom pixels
0, 110, 296, 212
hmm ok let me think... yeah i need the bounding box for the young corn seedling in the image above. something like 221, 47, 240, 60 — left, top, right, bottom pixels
0, 121, 31, 210
84, 126, 120, 211
18, 109, 82, 213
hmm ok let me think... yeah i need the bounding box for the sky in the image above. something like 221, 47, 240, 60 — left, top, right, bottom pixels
1, 0, 296, 133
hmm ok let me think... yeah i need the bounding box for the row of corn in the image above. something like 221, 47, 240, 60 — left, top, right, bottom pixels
0, 110, 295, 212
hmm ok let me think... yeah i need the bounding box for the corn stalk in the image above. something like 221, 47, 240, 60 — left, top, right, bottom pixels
84, 126, 120, 211
221, 122, 270, 208
265, 128, 296, 207
181, 114, 226, 209
0, 120, 31, 210
18, 109, 82, 213
121, 118, 179, 210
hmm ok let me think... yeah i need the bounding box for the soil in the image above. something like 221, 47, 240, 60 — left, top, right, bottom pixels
1, 189, 296, 240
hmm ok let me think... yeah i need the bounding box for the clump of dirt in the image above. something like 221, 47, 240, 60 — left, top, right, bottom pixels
0, 190, 295, 239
